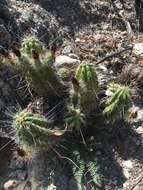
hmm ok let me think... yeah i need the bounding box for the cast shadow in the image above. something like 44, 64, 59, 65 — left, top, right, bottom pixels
91, 119, 143, 189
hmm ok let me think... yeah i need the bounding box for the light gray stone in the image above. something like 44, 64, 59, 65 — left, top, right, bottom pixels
122, 160, 133, 169
68, 53, 80, 60
136, 127, 143, 134
55, 55, 80, 69
133, 43, 143, 57
47, 184, 56, 190
62, 45, 72, 55
123, 168, 130, 179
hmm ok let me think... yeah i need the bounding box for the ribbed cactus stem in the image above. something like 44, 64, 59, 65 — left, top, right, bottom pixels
71, 88, 80, 108
65, 107, 85, 131
76, 61, 98, 92
71, 76, 80, 107
74, 61, 99, 113
21, 37, 46, 56
79, 88, 97, 113
11, 37, 66, 99
13, 110, 57, 148
23, 55, 65, 97
104, 83, 132, 118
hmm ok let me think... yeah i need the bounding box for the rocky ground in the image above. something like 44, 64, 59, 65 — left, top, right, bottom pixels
1, 0, 143, 189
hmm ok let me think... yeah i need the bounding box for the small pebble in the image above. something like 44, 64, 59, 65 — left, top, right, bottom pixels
47, 183, 57, 190
75, 38, 80, 42
62, 45, 72, 55
136, 127, 143, 134
55, 55, 80, 69
122, 160, 133, 169
123, 182, 129, 188
137, 110, 143, 121
98, 65, 108, 72
109, 70, 114, 74
105, 89, 113, 96
63, 26, 72, 33
68, 53, 79, 60
133, 43, 143, 56
115, 2, 123, 10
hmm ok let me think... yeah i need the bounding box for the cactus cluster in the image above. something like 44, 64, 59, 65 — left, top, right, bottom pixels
0, 37, 133, 150
104, 83, 132, 118
0, 36, 136, 189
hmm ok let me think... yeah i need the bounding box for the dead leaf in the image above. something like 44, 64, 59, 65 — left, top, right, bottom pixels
129, 111, 138, 119
135, 59, 143, 65
53, 122, 68, 136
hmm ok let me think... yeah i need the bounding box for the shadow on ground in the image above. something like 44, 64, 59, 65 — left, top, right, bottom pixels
90, 120, 143, 190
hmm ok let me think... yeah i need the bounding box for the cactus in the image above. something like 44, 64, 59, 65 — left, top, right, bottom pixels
76, 61, 98, 92
70, 76, 80, 107
12, 109, 68, 149
13, 109, 59, 149
21, 37, 46, 56
11, 37, 66, 99
58, 68, 70, 81
22, 54, 65, 98
73, 61, 98, 113
107, 83, 122, 93
103, 83, 132, 118
65, 107, 85, 131
71, 88, 80, 108
79, 87, 97, 113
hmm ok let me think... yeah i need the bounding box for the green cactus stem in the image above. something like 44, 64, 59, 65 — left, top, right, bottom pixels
74, 61, 98, 113
71, 88, 80, 108
11, 37, 66, 99
58, 68, 70, 81
71, 76, 80, 107
23, 54, 65, 98
13, 109, 61, 149
107, 83, 122, 93
76, 61, 98, 92
21, 37, 46, 56
103, 83, 132, 118
65, 107, 85, 132
79, 87, 97, 114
